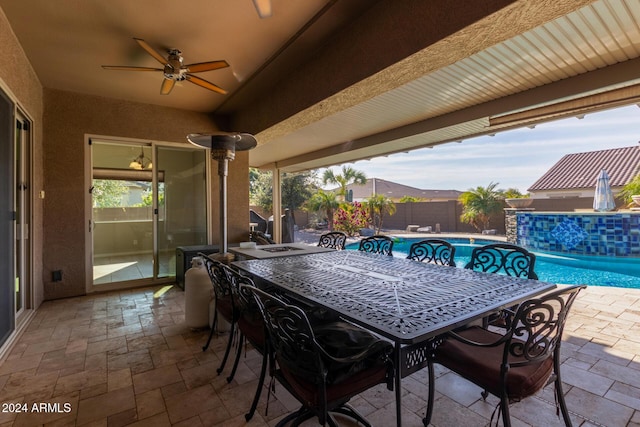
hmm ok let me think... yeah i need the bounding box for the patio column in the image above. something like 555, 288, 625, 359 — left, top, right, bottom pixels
272, 168, 282, 243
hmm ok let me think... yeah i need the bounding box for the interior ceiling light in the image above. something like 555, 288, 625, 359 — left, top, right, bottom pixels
129, 148, 152, 170
252, 0, 272, 18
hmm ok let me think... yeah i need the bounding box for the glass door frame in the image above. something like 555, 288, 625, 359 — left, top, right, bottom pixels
14, 108, 33, 327
85, 134, 212, 293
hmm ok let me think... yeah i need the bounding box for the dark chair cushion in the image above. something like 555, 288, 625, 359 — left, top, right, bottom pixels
313, 321, 392, 385
280, 357, 389, 408
216, 295, 234, 323
436, 326, 553, 400
238, 310, 265, 350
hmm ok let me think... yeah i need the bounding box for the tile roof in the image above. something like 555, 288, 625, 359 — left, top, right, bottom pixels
527, 146, 640, 191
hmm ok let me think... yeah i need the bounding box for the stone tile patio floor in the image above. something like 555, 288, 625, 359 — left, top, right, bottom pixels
0, 284, 639, 427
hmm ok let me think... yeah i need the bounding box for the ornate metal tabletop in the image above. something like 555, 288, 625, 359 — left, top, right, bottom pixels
233, 250, 555, 344
234, 250, 557, 426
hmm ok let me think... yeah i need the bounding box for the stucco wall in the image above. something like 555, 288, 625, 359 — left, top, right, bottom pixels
43, 89, 250, 299
0, 7, 45, 309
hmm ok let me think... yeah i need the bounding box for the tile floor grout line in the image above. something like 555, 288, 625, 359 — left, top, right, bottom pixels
534, 395, 608, 427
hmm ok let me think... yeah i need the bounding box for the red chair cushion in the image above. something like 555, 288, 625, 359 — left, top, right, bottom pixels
436, 326, 553, 400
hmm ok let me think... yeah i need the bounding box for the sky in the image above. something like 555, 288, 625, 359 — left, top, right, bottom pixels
322, 105, 640, 193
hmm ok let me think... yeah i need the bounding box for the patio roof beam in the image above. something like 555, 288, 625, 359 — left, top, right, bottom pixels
268, 56, 640, 173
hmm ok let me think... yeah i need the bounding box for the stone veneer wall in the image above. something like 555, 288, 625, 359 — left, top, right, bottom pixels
514, 212, 640, 257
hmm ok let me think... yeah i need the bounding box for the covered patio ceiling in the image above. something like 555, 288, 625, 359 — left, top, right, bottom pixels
2, 0, 639, 173
251, 0, 640, 172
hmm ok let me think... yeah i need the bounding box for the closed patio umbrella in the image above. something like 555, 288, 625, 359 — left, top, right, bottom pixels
593, 169, 616, 212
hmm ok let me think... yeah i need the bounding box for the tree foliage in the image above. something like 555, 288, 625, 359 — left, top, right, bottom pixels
399, 195, 423, 203
322, 166, 366, 199
281, 172, 318, 211
503, 188, 528, 199
304, 190, 339, 230
250, 169, 318, 213
459, 182, 504, 231
619, 174, 640, 205
365, 193, 396, 234
92, 179, 128, 207
135, 187, 165, 207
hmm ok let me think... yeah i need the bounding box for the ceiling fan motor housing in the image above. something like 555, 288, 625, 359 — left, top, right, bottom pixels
164, 50, 187, 80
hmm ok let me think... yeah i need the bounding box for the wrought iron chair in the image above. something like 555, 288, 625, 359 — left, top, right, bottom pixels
317, 231, 347, 250
465, 243, 539, 328
246, 285, 394, 427
200, 254, 239, 378
250, 230, 276, 245
358, 235, 394, 256
406, 239, 456, 266
219, 267, 339, 421
224, 267, 270, 421
423, 285, 586, 427
464, 243, 538, 279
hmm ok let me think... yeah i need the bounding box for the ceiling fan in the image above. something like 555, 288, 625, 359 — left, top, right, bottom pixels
102, 38, 229, 95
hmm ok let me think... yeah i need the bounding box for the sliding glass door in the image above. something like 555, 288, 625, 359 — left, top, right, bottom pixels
14, 111, 31, 317
0, 89, 15, 348
156, 146, 208, 277
91, 139, 207, 286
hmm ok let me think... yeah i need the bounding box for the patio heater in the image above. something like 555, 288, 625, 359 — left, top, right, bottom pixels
187, 132, 257, 259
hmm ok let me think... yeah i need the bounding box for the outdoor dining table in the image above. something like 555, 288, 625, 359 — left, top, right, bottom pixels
232, 250, 556, 426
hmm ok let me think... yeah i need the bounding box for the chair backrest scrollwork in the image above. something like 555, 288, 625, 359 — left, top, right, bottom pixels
200, 253, 233, 299
406, 239, 456, 266
247, 286, 326, 384
506, 285, 584, 365
358, 235, 394, 256
317, 231, 347, 250
465, 243, 538, 279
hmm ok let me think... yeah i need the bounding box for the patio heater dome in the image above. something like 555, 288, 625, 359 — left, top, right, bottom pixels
187, 132, 257, 153
187, 132, 257, 258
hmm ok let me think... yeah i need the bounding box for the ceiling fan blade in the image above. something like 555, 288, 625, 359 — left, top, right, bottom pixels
186, 60, 229, 73
160, 78, 175, 95
134, 38, 168, 65
185, 74, 227, 94
102, 65, 162, 71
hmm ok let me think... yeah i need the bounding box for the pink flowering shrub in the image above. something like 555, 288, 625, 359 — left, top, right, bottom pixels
333, 201, 370, 236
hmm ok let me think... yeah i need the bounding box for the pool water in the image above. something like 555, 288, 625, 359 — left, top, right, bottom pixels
346, 237, 640, 288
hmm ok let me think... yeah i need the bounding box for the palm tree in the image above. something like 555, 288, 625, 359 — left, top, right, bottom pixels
322, 166, 367, 200
459, 182, 503, 232
365, 193, 396, 234
619, 173, 640, 207
305, 190, 340, 230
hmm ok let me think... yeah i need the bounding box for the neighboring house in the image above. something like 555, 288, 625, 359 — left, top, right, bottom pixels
528, 146, 640, 199
336, 178, 461, 203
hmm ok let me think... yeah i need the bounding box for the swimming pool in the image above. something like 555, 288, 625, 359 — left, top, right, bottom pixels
346, 237, 640, 288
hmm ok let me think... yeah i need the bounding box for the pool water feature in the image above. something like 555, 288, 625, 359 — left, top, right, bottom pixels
345, 237, 640, 288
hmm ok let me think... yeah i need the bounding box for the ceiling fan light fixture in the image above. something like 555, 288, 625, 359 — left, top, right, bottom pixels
252, 0, 272, 18
129, 149, 152, 170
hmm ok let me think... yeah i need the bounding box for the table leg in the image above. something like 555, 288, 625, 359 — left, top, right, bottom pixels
395, 343, 402, 427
